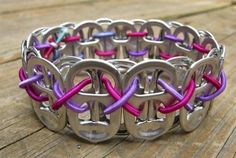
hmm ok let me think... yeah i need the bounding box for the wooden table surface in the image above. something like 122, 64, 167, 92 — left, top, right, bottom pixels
0, 0, 236, 157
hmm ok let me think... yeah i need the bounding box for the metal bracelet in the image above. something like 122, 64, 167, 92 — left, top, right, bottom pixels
19, 18, 226, 143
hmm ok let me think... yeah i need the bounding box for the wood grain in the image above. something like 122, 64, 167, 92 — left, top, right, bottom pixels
0, 1, 236, 158
0, 0, 231, 15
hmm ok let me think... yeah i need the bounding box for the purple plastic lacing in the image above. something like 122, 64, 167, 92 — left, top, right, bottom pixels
18, 68, 48, 102
103, 78, 139, 114
101, 76, 140, 116
157, 79, 193, 111
197, 71, 226, 101
105, 76, 195, 114
104, 76, 194, 114
53, 81, 89, 113
19, 26, 227, 117
19, 73, 43, 88
128, 50, 147, 56
92, 31, 115, 38
127, 31, 148, 57
52, 71, 225, 114
20, 67, 226, 114
128, 48, 149, 57
164, 34, 184, 42
53, 77, 139, 114
35, 43, 52, 50
128, 34, 182, 57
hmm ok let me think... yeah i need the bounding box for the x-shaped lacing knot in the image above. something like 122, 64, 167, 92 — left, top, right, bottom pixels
158, 71, 226, 113
52, 76, 141, 116
18, 68, 48, 102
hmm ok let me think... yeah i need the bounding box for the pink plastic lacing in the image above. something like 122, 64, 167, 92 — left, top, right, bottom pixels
126, 31, 148, 37
193, 43, 210, 54
43, 35, 80, 59
95, 49, 116, 56
52, 76, 140, 116
159, 79, 195, 114
52, 78, 91, 110
18, 68, 48, 102
101, 76, 141, 116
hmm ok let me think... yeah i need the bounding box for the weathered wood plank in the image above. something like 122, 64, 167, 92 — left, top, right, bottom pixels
0, 60, 44, 150
0, 0, 232, 64
216, 127, 236, 158
0, 127, 128, 158
0, 128, 63, 158
0, 0, 99, 14
0, 0, 231, 15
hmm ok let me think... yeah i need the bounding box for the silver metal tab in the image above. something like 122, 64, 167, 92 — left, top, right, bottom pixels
123, 60, 177, 139
65, 59, 122, 142
27, 57, 67, 131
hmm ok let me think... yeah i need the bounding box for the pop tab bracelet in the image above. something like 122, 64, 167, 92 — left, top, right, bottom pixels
19, 18, 226, 143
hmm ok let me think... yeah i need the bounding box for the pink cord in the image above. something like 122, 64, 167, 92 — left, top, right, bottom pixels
101, 77, 141, 116
96, 50, 116, 56
158, 79, 195, 114
203, 74, 221, 90
159, 52, 176, 60
126, 31, 148, 37
62, 36, 80, 42
52, 78, 91, 110
18, 68, 48, 102
193, 43, 210, 54
44, 38, 55, 59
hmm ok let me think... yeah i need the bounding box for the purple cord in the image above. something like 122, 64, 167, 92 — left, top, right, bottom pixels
197, 71, 226, 101
103, 78, 139, 114
128, 50, 147, 57
164, 34, 184, 42
18, 68, 48, 102
20, 67, 226, 114
19, 73, 43, 88
53, 82, 88, 113
92, 31, 115, 38
35, 43, 52, 50
157, 79, 193, 111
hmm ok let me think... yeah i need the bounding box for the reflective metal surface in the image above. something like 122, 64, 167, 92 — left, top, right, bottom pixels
27, 57, 67, 131
19, 19, 225, 142
123, 60, 177, 139
66, 59, 122, 142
